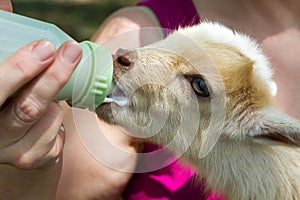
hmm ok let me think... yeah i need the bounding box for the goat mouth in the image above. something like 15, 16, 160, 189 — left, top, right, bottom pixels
103, 78, 129, 107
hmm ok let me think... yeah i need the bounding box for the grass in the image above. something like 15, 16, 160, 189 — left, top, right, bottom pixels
12, 0, 137, 41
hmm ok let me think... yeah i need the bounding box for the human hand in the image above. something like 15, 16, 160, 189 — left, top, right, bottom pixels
0, 40, 82, 169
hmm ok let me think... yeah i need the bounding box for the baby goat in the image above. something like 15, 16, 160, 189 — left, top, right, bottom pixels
97, 22, 300, 200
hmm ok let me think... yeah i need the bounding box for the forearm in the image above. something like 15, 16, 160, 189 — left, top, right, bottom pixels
91, 6, 163, 52
0, 163, 61, 200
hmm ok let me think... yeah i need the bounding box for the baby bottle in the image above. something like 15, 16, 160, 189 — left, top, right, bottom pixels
0, 10, 113, 111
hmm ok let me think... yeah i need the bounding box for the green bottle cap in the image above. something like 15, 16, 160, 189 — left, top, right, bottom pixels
55, 41, 113, 111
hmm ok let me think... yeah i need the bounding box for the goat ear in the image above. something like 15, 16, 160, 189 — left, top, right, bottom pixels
251, 107, 300, 145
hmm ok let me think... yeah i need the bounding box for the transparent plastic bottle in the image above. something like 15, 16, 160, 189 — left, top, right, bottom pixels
0, 10, 113, 111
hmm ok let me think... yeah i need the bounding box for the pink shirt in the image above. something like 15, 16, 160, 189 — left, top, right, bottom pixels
123, 144, 225, 200
123, 0, 225, 199
137, 0, 200, 34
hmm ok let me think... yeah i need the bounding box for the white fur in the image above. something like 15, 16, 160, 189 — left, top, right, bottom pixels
177, 22, 278, 96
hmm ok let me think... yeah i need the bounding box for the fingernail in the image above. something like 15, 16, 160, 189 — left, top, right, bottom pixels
32, 41, 56, 61
62, 41, 82, 64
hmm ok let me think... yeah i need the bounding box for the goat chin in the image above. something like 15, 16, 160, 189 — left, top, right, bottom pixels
97, 21, 300, 200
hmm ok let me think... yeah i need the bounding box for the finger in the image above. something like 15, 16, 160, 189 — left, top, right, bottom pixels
24, 41, 82, 101
0, 40, 56, 106
1, 102, 65, 169
14, 41, 81, 122
0, 0, 13, 12
0, 41, 81, 142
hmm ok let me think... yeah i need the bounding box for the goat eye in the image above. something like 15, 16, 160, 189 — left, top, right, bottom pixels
190, 77, 210, 97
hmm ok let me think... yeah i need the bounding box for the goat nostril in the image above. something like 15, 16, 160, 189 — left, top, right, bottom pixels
117, 55, 132, 67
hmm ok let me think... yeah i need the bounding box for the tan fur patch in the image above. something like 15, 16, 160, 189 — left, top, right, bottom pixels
202, 42, 272, 111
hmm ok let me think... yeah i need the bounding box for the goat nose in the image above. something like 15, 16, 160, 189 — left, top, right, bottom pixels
117, 55, 132, 68
114, 48, 133, 69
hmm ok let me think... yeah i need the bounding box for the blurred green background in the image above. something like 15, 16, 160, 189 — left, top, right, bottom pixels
12, 0, 138, 41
